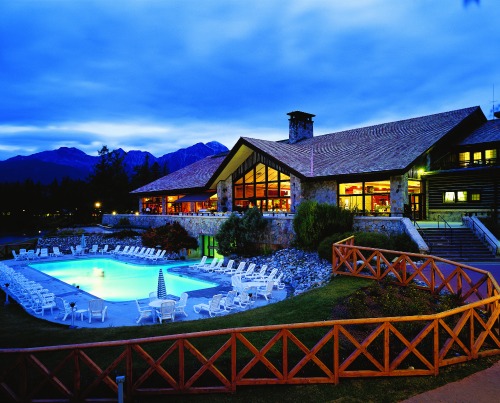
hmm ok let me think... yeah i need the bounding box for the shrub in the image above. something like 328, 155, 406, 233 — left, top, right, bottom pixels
141, 222, 198, 253
318, 231, 419, 262
391, 233, 420, 253
293, 201, 354, 251
215, 207, 268, 256
317, 232, 354, 261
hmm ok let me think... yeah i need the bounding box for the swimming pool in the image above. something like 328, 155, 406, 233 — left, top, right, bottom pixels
29, 259, 216, 302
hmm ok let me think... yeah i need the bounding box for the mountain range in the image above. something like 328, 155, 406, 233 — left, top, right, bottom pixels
0, 141, 228, 184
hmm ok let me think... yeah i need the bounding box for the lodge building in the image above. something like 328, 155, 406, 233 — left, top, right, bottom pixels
130, 106, 499, 221
103, 105, 499, 255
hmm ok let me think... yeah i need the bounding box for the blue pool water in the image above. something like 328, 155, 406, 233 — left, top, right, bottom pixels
29, 259, 216, 302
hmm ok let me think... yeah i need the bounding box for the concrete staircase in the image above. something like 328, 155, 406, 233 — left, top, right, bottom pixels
418, 226, 497, 262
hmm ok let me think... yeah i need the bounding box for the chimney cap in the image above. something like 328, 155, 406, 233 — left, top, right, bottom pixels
287, 111, 316, 119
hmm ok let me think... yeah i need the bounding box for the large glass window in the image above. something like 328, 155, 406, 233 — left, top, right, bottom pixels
233, 163, 291, 212
339, 180, 421, 216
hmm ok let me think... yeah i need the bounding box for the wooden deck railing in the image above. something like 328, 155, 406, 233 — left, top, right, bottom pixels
1, 237, 499, 401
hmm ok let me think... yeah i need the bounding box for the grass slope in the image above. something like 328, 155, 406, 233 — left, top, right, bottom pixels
0, 276, 497, 402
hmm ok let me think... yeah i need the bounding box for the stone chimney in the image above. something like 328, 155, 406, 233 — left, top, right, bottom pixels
287, 111, 315, 144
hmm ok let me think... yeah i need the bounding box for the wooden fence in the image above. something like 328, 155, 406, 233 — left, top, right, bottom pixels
0, 237, 499, 401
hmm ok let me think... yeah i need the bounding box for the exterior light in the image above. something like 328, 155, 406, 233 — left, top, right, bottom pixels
417, 168, 425, 176
135, 212, 139, 216
94, 202, 101, 209
112, 211, 117, 215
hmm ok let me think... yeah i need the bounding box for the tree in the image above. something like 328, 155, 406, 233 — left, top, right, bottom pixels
141, 222, 198, 253
88, 146, 133, 213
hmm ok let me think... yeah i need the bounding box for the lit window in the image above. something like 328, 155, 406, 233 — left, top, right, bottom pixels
444, 192, 455, 203
457, 191, 467, 202
485, 149, 497, 163
473, 151, 482, 164
459, 152, 469, 167
471, 193, 481, 201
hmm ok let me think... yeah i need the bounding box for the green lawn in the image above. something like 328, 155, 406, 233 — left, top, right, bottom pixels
0, 276, 498, 402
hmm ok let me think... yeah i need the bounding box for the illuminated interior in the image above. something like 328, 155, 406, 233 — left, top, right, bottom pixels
233, 163, 291, 212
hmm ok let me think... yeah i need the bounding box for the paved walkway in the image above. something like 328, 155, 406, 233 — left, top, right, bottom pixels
401, 358, 500, 402
2, 255, 287, 328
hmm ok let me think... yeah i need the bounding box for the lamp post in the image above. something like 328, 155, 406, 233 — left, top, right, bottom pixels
4, 283, 10, 305
69, 302, 76, 329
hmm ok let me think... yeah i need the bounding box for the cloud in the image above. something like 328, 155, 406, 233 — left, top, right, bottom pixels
0, 0, 499, 160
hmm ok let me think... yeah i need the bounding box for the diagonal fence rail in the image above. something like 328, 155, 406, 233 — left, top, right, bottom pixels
1, 237, 499, 401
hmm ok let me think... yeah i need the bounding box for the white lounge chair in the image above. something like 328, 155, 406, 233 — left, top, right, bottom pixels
200, 258, 219, 272
109, 245, 121, 254
135, 300, 153, 324
117, 246, 130, 255
193, 294, 225, 317
246, 265, 268, 280
145, 249, 161, 261
99, 245, 109, 254
12, 250, 22, 261
189, 255, 207, 269
147, 249, 166, 261
88, 299, 108, 323
156, 300, 175, 323
226, 261, 246, 276
52, 246, 64, 257
89, 245, 99, 254
220, 290, 239, 311
134, 247, 147, 258
220, 259, 235, 274
234, 290, 252, 308
242, 263, 256, 280
273, 272, 286, 290
174, 292, 189, 318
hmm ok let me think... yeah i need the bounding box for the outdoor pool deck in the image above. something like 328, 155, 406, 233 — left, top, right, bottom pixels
2, 254, 288, 329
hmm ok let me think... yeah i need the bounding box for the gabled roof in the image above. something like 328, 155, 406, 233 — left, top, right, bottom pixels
130, 154, 227, 195
458, 119, 500, 146
234, 106, 484, 179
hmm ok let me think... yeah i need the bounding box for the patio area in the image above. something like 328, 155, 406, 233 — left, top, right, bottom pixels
1, 254, 288, 329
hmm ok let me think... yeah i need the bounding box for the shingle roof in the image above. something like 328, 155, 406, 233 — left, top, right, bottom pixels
130, 154, 227, 194
458, 119, 500, 146
242, 106, 482, 178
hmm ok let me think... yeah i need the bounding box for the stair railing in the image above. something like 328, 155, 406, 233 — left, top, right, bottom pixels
413, 220, 434, 254
463, 215, 499, 255
436, 214, 453, 245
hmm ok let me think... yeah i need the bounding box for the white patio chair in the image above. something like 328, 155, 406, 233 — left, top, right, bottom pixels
156, 300, 175, 323
89, 245, 99, 254
135, 300, 153, 324
54, 297, 73, 321
256, 281, 274, 301
99, 245, 109, 254
88, 299, 108, 323
174, 292, 189, 318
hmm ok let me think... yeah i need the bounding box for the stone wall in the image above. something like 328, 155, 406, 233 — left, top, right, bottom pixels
302, 179, 337, 205
353, 216, 428, 254
103, 213, 295, 249
103, 213, 428, 254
